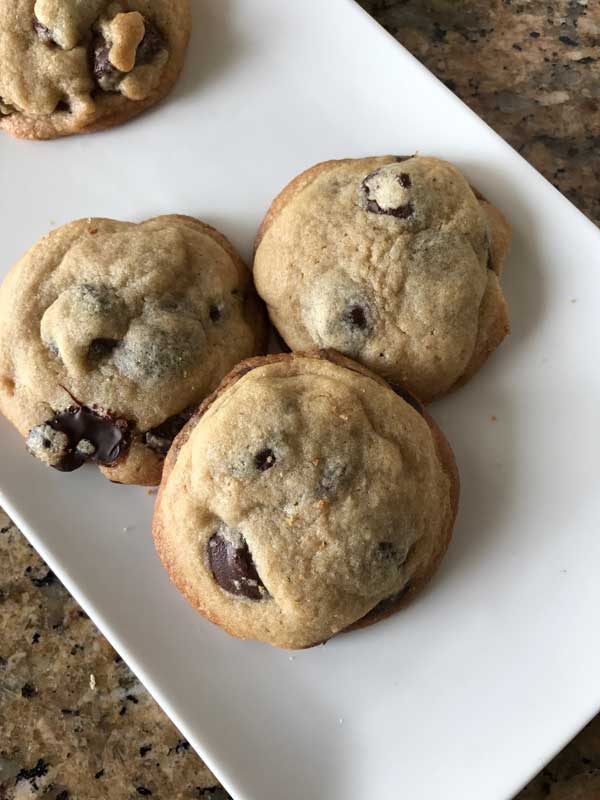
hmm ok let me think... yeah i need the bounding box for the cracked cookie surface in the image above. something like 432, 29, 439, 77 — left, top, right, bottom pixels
0, 0, 190, 139
153, 351, 459, 649
0, 215, 268, 485
254, 156, 512, 403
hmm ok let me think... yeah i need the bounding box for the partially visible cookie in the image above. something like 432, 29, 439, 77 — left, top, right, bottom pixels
0, 215, 267, 485
153, 350, 459, 650
0, 0, 191, 139
254, 156, 512, 403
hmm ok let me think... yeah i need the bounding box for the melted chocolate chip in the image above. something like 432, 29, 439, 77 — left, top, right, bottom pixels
388, 383, 425, 416
91, 21, 165, 89
48, 406, 129, 472
92, 40, 114, 82
360, 168, 415, 219
209, 305, 222, 322
207, 531, 267, 600
88, 338, 119, 362
254, 448, 276, 472
345, 305, 368, 330
135, 21, 165, 64
144, 407, 194, 456
365, 196, 414, 219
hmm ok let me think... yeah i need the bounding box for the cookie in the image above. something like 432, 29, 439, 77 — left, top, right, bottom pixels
254, 156, 512, 403
0, 0, 190, 140
0, 215, 268, 485
153, 350, 459, 649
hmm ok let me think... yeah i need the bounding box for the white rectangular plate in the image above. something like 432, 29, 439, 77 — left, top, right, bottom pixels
1, 2, 600, 799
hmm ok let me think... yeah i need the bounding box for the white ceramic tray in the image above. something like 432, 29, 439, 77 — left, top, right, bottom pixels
1, 2, 599, 798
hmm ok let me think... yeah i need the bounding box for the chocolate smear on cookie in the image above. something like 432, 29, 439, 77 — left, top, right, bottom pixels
27, 404, 130, 472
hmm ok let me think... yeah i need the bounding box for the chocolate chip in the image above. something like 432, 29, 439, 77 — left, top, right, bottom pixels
91, 21, 165, 91
209, 305, 221, 322
135, 21, 165, 64
88, 338, 119, 362
360, 167, 415, 219
345, 305, 368, 330
254, 448, 276, 472
91, 39, 116, 84
207, 530, 267, 600
144, 407, 194, 456
32, 406, 130, 472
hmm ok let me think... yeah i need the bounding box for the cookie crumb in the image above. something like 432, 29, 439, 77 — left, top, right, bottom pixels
490, 415, 497, 422
147, 488, 158, 496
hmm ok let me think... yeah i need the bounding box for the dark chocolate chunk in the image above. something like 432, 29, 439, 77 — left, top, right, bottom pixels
144, 406, 194, 456
398, 172, 412, 188
207, 531, 267, 600
47, 405, 130, 471
344, 304, 368, 330
254, 448, 276, 472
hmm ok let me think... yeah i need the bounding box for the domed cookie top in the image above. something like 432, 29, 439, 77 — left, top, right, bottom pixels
254, 156, 512, 402
0, 0, 190, 139
0, 215, 267, 485
153, 351, 458, 649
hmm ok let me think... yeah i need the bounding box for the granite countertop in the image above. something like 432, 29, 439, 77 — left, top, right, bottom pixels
1, 3, 599, 799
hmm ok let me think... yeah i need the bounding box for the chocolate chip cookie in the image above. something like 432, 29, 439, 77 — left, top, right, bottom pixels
0, 215, 267, 485
0, 0, 190, 139
254, 156, 512, 403
153, 350, 459, 649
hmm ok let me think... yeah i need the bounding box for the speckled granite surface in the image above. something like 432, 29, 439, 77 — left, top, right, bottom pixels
1, 3, 599, 799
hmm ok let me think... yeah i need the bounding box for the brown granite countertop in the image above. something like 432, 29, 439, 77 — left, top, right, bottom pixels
1, 3, 599, 799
